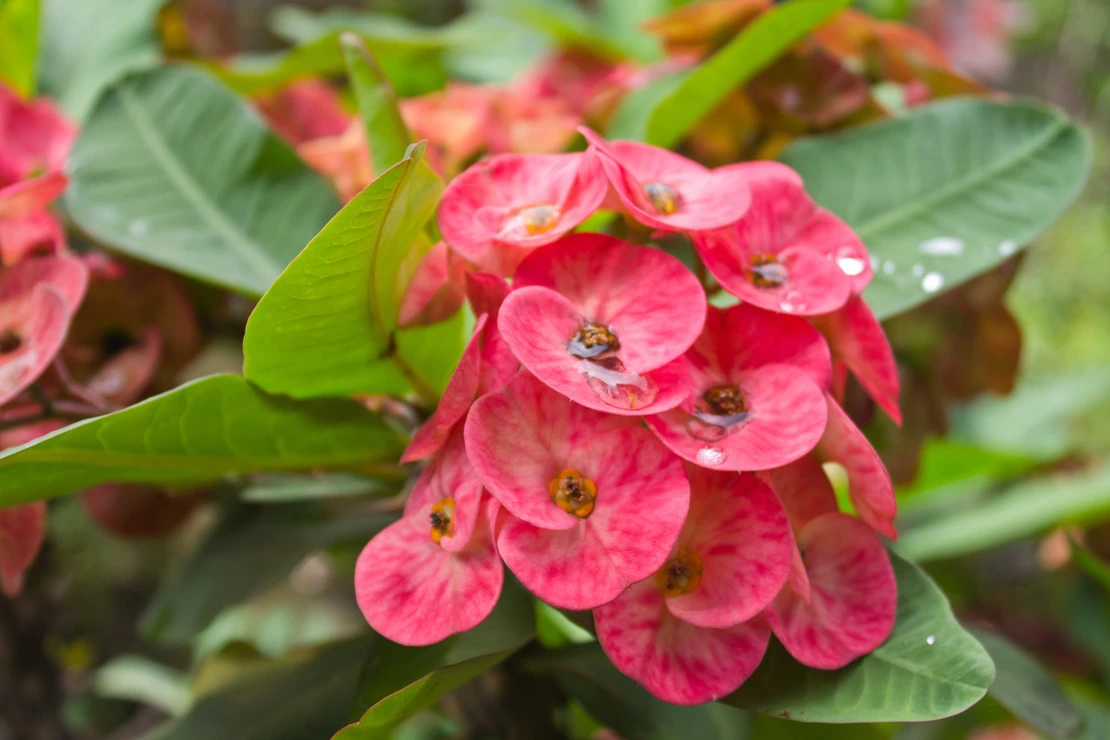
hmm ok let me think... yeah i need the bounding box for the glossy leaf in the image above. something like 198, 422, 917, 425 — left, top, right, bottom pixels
332, 581, 535, 740
970, 627, 1082, 739
93, 655, 192, 717
609, 0, 852, 145
0, 0, 39, 97
340, 32, 412, 177
726, 551, 994, 722
66, 64, 340, 296
781, 98, 1091, 319
243, 143, 456, 400
142, 501, 394, 645
0, 375, 406, 507
898, 463, 1110, 563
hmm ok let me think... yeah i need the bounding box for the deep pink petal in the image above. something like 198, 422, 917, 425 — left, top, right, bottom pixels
437, 152, 607, 274
355, 496, 502, 646
811, 296, 901, 425
765, 512, 896, 669
595, 580, 770, 705
498, 286, 691, 415
0, 210, 65, 264
816, 394, 898, 539
0, 172, 68, 219
666, 469, 792, 627
580, 128, 750, 232
512, 233, 706, 372
0, 502, 46, 597
404, 426, 484, 554
646, 363, 827, 471
0, 86, 76, 177
398, 242, 468, 328
465, 272, 519, 396
798, 209, 872, 294
762, 454, 838, 531
0, 284, 70, 406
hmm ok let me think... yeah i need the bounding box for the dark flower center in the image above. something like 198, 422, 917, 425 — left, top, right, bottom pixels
568, 321, 619, 358
749, 253, 789, 288
0, 329, 22, 355
548, 468, 597, 518
657, 547, 703, 597
702, 385, 746, 416
429, 498, 456, 543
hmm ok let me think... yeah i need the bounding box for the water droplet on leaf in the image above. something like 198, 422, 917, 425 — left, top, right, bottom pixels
921, 272, 945, 293
919, 237, 964, 256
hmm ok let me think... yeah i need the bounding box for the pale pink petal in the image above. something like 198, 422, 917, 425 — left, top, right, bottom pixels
595, 580, 770, 705
0, 502, 46, 597
404, 426, 484, 554
666, 469, 792, 628
798, 209, 872, 295
816, 394, 898, 539
355, 496, 502, 646
1, 254, 88, 310
811, 296, 901, 425
397, 242, 468, 328
765, 512, 896, 669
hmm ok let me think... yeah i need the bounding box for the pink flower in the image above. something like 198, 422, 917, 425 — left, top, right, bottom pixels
400, 84, 494, 178
645, 303, 829, 471
0, 255, 89, 406
763, 455, 897, 669
497, 233, 704, 414
486, 91, 580, 156
297, 120, 373, 202
438, 152, 607, 275
355, 427, 502, 645
693, 161, 869, 316
397, 241, 469, 328
256, 79, 351, 145
594, 469, 791, 704
465, 370, 689, 609
579, 127, 752, 232
401, 273, 517, 463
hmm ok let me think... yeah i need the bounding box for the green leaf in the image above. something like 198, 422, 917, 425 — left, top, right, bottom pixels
969, 627, 1082, 739
333, 581, 536, 740
0, 375, 406, 507
532, 643, 750, 740
609, 0, 852, 145
1070, 536, 1110, 593
897, 463, 1110, 563
339, 32, 412, 177
243, 143, 455, 400
66, 64, 340, 296
93, 655, 193, 717
0, 0, 39, 97
38, 0, 164, 120
152, 638, 374, 740
241, 473, 394, 503
780, 98, 1091, 320
142, 501, 393, 645
726, 551, 995, 722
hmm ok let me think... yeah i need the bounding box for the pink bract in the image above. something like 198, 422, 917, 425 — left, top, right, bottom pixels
466, 370, 689, 609
438, 152, 607, 275
0, 502, 46, 597
693, 161, 866, 316
256, 80, 350, 145
0, 84, 76, 179
645, 304, 828, 471
498, 233, 704, 415
579, 127, 751, 232
397, 242, 468, 328
355, 432, 502, 646
0, 210, 65, 265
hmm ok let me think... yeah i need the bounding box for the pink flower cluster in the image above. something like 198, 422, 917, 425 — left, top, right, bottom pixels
356, 129, 901, 705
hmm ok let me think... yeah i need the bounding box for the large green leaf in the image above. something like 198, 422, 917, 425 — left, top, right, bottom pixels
243, 142, 456, 400
897, 463, 1110, 563
725, 551, 994, 722
780, 98, 1091, 320
141, 501, 393, 645
0, 375, 405, 507
970, 627, 1082, 739
609, 0, 852, 145
66, 64, 340, 296
38, 0, 164, 120
339, 32, 412, 178
332, 581, 536, 740
0, 0, 39, 97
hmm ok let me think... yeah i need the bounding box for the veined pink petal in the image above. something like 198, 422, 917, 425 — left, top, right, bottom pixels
0, 171, 68, 219
666, 469, 792, 627
0, 284, 70, 406
0, 502, 46, 597
580, 128, 751, 232
498, 286, 692, 415
799, 209, 872, 295
762, 454, 839, 531
404, 426, 484, 554
765, 512, 896, 669
595, 580, 770, 704
1, 254, 89, 310
465, 272, 519, 396
646, 363, 827, 471
438, 152, 607, 275
0, 210, 65, 265
811, 296, 901, 425
398, 242, 469, 328
355, 495, 502, 646
816, 394, 898, 539
0, 85, 76, 178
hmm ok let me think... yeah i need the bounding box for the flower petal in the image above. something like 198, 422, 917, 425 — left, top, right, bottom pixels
595, 580, 770, 705
799, 209, 872, 294
0, 284, 71, 406
765, 512, 896, 669
398, 242, 468, 328
0, 171, 68, 219
465, 272, 520, 396
667, 469, 792, 628
762, 454, 838, 531
404, 425, 484, 553
0, 210, 65, 265
0, 85, 76, 177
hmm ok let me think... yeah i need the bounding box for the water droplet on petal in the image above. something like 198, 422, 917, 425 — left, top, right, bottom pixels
577, 357, 658, 410
780, 290, 807, 313
835, 246, 867, 276
925, 634, 936, 646
696, 446, 727, 467
921, 272, 945, 293
919, 237, 964, 256
912, 263, 925, 277
882, 260, 896, 275
999, 240, 1017, 257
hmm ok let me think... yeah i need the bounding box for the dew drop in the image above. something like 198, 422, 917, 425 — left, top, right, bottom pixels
912, 263, 925, 277
577, 357, 658, 410
882, 260, 896, 275
999, 240, 1017, 257
835, 246, 867, 277
685, 417, 728, 442
779, 290, 807, 313
925, 634, 936, 646
696, 446, 727, 467
921, 272, 945, 293
919, 237, 964, 256
128, 219, 148, 237
870, 255, 880, 270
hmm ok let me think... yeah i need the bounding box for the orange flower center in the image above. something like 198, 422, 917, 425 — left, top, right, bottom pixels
429, 498, 456, 543
749, 253, 789, 288
548, 469, 597, 518
657, 547, 703, 597
643, 182, 681, 215
568, 321, 619, 358
516, 204, 560, 236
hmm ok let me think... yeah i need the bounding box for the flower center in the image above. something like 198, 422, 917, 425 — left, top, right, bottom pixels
429, 498, 456, 543
749, 253, 789, 288
0, 329, 22, 355
548, 468, 597, 518
567, 321, 619, 358
656, 547, 703, 597
514, 204, 560, 236
643, 182, 681, 215
702, 385, 746, 416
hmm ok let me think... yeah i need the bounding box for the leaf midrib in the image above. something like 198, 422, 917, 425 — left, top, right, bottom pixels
116, 82, 281, 288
